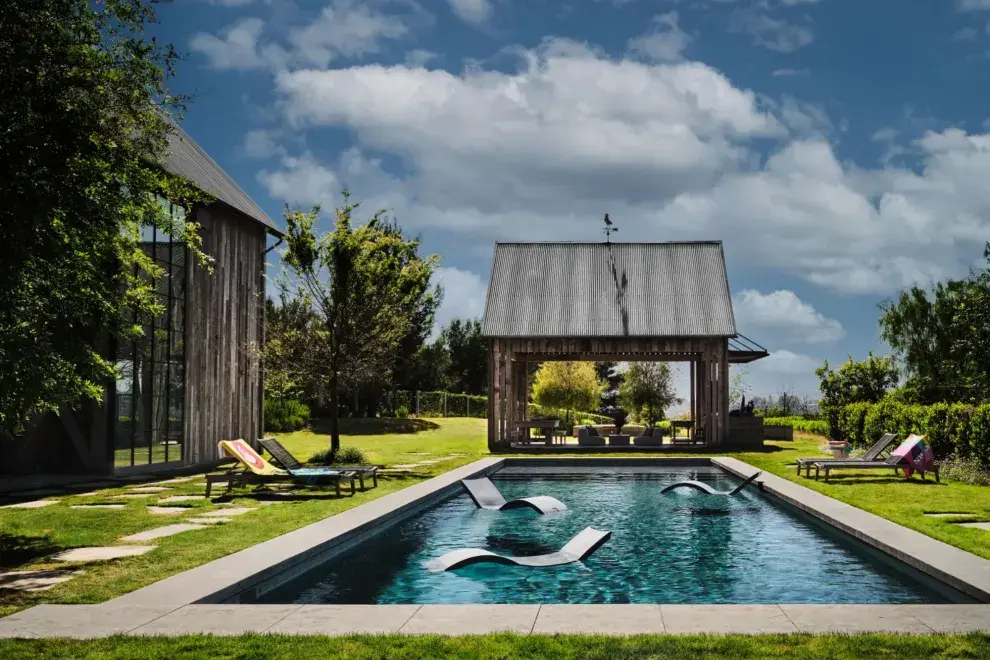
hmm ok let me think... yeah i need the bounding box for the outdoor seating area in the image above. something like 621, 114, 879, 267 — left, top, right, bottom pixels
510, 422, 709, 451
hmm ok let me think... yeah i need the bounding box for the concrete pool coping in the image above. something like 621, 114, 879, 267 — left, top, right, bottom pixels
2, 456, 990, 637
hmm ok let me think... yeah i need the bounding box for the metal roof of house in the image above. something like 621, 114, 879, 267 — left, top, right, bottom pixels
481, 242, 738, 338
161, 122, 281, 234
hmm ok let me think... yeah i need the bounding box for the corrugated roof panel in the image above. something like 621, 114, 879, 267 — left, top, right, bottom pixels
481, 242, 737, 338
161, 122, 280, 234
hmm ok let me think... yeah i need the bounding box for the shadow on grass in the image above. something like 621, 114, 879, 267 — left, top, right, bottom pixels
0, 533, 64, 570
807, 475, 945, 487
308, 418, 441, 436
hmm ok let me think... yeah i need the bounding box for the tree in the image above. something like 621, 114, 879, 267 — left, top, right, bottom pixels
729, 366, 750, 409
263, 288, 321, 404
443, 319, 487, 394
878, 247, 990, 404
282, 198, 438, 453
815, 353, 900, 409
0, 0, 209, 440
531, 361, 601, 424
619, 362, 683, 427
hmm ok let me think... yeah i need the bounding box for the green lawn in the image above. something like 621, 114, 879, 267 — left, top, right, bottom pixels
3, 418, 990, 634
1, 633, 989, 659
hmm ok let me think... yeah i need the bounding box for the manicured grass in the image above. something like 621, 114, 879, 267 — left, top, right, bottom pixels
4, 417, 990, 625
1, 633, 989, 659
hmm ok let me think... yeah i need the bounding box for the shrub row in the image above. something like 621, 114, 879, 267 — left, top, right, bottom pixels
762, 416, 829, 437
264, 398, 311, 432
823, 401, 990, 465
390, 390, 613, 424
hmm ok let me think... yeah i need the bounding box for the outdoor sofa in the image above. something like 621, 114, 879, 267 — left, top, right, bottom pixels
577, 426, 606, 446
633, 427, 665, 447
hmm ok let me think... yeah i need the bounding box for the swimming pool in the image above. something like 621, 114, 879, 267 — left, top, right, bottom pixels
258, 464, 972, 605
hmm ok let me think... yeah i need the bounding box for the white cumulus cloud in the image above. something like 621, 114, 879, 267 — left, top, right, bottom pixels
627, 12, 692, 62
732, 290, 845, 344
448, 0, 492, 25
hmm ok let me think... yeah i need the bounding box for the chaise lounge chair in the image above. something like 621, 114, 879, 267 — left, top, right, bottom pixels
795, 433, 898, 477
633, 427, 665, 447
208, 439, 358, 497
462, 477, 567, 514
259, 437, 379, 490
813, 434, 939, 482
661, 471, 761, 495
577, 426, 606, 447
423, 527, 612, 572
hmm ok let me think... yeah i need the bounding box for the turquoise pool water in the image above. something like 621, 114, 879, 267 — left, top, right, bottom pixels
260, 466, 968, 604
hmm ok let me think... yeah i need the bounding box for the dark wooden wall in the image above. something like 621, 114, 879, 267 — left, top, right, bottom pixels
183, 204, 266, 464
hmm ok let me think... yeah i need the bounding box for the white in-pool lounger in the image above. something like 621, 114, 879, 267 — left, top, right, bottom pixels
423, 527, 612, 572
660, 471, 761, 496
462, 477, 567, 514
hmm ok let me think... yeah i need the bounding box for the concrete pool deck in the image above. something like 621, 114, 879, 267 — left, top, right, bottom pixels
3, 456, 990, 637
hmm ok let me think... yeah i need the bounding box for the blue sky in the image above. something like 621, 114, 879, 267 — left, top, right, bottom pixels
153, 0, 990, 399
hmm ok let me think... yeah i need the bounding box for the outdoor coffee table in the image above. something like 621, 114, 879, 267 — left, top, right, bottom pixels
608, 435, 631, 446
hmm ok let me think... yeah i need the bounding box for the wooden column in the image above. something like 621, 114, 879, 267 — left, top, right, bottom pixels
498, 343, 507, 447
505, 354, 517, 445
487, 341, 498, 451
718, 338, 730, 447
689, 359, 696, 430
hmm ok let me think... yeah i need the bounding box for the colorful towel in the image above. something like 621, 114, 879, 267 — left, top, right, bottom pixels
890, 434, 934, 477
219, 439, 286, 476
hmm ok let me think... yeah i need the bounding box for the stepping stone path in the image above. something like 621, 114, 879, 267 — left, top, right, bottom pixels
925, 512, 973, 518
0, 570, 80, 592
113, 493, 153, 499
71, 504, 125, 510
53, 546, 156, 562
127, 486, 171, 494
147, 506, 186, 515
959, 522, 990, 530
206, 482, 229, 490
196, 507, 255, 518
1, 499, 60, 509
160, 476, 199, 484
186, 516, 231, 525
121, 524, 208, 542
158, 495, 205, 504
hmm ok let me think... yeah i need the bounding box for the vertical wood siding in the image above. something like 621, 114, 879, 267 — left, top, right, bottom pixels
184, 205, 265, 464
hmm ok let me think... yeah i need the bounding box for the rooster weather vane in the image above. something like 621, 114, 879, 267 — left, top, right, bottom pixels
603, 213, 618, 243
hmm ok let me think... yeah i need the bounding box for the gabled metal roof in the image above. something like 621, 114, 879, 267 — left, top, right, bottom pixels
161, 122, 281, 235
481, 242, 737, 338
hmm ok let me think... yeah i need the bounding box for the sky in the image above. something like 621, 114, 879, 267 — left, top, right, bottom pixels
152, 0, 990, 401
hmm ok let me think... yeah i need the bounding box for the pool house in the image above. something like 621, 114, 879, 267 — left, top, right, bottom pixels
481, 241, 768, 450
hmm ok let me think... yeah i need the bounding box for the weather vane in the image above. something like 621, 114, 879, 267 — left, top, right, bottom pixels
603, 213, 618, 243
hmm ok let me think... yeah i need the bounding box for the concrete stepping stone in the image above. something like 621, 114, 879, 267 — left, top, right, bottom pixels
121, 524, 209, 542
53, 546, 156, 562
925, 512, 973, 518
113, 493, 153, 499
2, 499, 60, 509
147, 506, 186, 515
0, 570, 80, 592
158, 495, 205, 504
186, 516, 231, 525
205, 482, 228, 491
196, 507, 255, 518
959, 522, 990, 530
71, 504, 126, 510
127, 486, 171, 494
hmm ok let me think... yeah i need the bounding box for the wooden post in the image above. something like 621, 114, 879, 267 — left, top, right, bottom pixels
487, 342, 498, 450
498, 345, 507, 446
689, 359, 696, 431
719, 339, 730, 446
505, 355, 515, 445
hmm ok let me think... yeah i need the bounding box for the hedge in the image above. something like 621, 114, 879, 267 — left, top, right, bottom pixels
762, 416, 829, 437
822, 401, 990, 465
264, 398, 311, 432
389, 390, 613, 424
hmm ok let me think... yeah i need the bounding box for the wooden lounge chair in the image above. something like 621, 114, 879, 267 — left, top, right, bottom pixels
813, 435, 939, 483
208, 439, 357, 497
258, 437, 379, 490
796, 433, 898, 477
462, 477, 567, 514
423, 527, 612, 572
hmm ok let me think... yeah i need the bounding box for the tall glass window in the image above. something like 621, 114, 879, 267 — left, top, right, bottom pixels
114, 204, 186, 468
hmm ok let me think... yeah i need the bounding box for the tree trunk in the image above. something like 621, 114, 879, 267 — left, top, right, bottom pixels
329, 371, 341, 454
